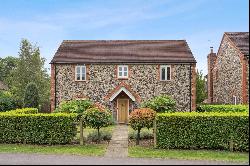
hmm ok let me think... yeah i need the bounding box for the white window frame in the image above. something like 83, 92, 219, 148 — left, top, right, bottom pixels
117, 65, 128, 79
75, 65, 86, 81
160, 65, 171, 81
233, 95, 237, 105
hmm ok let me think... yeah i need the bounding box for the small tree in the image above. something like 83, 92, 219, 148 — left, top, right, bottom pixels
141, 95, 176, 113
23, 82, 39, 109
129, 108, 156, 145
83, 107, 112, 143
196, 70, 207, 104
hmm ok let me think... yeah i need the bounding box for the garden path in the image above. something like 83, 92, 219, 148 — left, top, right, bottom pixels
104, 124, 128, 158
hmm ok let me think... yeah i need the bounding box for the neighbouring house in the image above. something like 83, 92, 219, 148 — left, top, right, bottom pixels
207, 32, 249, 105
0, 81, 8, 91
50, 40, 196, 123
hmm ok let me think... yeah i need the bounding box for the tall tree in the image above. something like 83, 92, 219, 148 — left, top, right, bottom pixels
196, 70, 207, 104
24, 82, 39, 109
10, 39, 50, 107
0, 56, 19, 85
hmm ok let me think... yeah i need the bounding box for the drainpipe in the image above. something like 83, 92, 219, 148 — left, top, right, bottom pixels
54, 64, 57, 110
189, 64, 192, 112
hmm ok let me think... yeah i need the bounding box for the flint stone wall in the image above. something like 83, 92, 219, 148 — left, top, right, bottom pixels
55, 64, 192, 117
213, 38, 243, 104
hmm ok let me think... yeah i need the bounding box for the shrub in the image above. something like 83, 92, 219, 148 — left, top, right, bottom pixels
129, 108, 156, 145
83, 107, 112, 143
87, 131, 112, 143
141, 95, 176, 113
23, 82, 39, 109
156, 112, 249, 152
54, 99, 93, 114
0, 110, 77, 144
0, 92, 22, 112
196, 104, 249, 113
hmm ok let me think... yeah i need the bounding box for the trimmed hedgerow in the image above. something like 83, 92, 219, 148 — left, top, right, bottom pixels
0, 112, 77, 145
4, 108, 38, 114
196, 104, 249, 113
156, 112, 249, 152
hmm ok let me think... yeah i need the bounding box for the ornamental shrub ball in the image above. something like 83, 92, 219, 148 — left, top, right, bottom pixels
129, 108, 156, 145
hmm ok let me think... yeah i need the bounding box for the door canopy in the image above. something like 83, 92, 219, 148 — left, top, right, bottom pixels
109, 87, 135, 101
104, 82, 141, 102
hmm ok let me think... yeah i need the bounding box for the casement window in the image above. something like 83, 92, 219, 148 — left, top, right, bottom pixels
160, 65, 171, 81
117, 65, 128, 79
75, 65, 86, 81
233, 96, 237, 105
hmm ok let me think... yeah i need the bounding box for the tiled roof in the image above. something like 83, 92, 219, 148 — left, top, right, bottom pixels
225, 32, 249, 56
51, 40, 196, 64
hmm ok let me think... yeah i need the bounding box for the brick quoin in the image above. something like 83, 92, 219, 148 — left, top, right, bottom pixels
50, 63, 55, 112
241, 56, 248, 104
191, 64, 196, 111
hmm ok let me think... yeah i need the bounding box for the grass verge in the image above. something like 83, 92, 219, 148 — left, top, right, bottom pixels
128, 146, 249, 163
0, 144, 107, 156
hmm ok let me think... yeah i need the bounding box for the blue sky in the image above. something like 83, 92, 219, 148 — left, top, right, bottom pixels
0, 0, 249, 74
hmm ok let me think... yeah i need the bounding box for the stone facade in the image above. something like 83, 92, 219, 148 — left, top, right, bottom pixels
51, 64, 195, 121
208, 35, 249, 104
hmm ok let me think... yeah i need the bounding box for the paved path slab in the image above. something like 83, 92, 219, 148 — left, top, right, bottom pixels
104, 124, 128, 158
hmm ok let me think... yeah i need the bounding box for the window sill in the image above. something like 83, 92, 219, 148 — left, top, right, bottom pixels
75, 80, 87, 82
117, 77, 129, 80
160, 80, 171, 82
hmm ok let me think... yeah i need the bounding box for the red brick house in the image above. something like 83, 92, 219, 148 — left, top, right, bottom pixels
50, 40, 196, 123
207, 32, 249, 104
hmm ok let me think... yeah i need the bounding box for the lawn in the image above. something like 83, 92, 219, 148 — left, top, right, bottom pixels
128, 146, 249, 163
0, 144, 106, 156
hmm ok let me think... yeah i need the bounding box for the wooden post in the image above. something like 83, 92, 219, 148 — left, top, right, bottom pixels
153, 119, 157, 148
80, 118, 84, 145
229, 140, 234, 152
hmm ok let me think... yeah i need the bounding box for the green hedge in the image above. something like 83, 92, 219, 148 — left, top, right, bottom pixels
156, 112, 249, 152
0, 110, 77, 144
197, 104, 249, 112
4, 108, 38, 114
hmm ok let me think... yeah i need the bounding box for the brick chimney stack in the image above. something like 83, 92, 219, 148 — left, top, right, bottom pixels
207, 47, 217, 103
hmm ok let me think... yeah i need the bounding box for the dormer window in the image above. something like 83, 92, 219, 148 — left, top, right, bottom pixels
75, 65, 86, 81
160, 65, 171, 81
117, 65, 128, 79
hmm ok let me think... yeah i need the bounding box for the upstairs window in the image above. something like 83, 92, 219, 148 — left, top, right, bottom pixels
117, 65, 128, 79
160, 65, 171, 81
75, 65, 86, 81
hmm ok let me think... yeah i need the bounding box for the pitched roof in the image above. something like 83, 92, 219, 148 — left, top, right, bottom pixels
0, 81, 8, 90
225, 32, 249, 56
51, 40, 196, 64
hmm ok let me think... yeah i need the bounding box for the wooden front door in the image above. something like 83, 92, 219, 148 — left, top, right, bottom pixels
117, 99, 129, 123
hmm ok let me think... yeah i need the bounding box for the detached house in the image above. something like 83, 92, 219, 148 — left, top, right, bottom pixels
207, 32, 249, 104
50, 40, 196, 123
